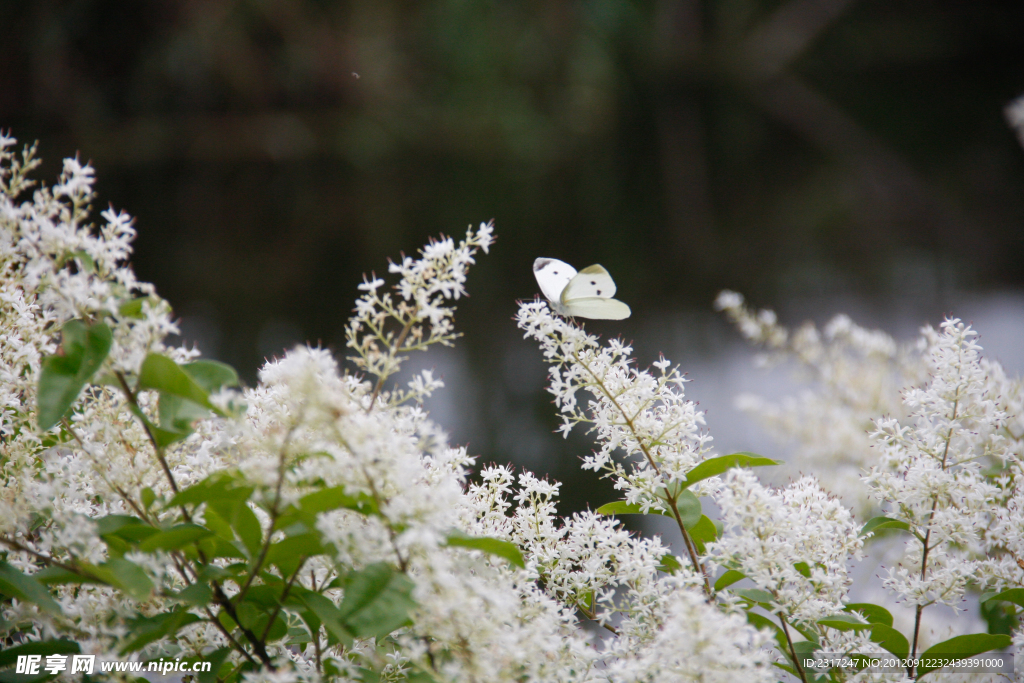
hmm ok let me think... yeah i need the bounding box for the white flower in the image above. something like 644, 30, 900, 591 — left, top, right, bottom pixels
863, 319, 1004, 609
516, 300, 714, 514
604, 581, 776, 683
707, 469, 863, 625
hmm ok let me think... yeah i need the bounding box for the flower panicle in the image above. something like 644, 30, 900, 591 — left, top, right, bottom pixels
515, 299, 712, 514
707, 469, 863, 626
863, 318, 1008, 610
345, 221, 493, 403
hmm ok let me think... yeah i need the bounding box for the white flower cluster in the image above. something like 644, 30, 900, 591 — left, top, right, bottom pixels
463, 466, 776, 681
346, 222, 493, 407
603, 582, 776, 683
715, 290, 924, 516
234, 346, 594, 681
708, 469, 864, 625
515, 300, 714, 512
469, 466, 676, 631
864, 320, 1009, 609
0, 135, 194, 651
720, 291, 1024, 677
516, 301, 860, 679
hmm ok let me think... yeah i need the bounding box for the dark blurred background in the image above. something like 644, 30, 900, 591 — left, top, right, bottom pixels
3, 0, 1023, 514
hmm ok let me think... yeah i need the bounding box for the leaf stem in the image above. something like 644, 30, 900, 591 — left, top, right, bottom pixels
114, 371, 182, 501
910, 391, 960, 677
576, 602, 620, 636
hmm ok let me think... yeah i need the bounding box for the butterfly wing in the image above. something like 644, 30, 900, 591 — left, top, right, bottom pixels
561, 264, 617, 302
559, 297, 631, 320
533, 258, 577, 303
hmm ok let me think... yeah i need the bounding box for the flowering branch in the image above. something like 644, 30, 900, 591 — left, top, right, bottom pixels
516, 301, 719, 594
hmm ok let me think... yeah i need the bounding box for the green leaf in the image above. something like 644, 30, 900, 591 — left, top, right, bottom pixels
202, 505, 235, 541
980, 594, 1020, 636
167, 475, 261, 555
169, 472, 253, 509
127, 402, 191, 448
0, 639, 80, 668
338, 563, 417, 639
298, 487, 379, 517
172, 582, 213, 607
817, 613, 871, 631
196, 564, 235, 583
791, 621, 820, 646
404, 668, 439, 683
234, 601, 261, 631
198, 537, 248, 561
140, 487, 156, 510
138, 357, 237, 440
96, 515, 158, 545
984, 588, 1024, 610
682, 452, 781, 488
242, 584, 284, 610
70, 250, 95, 273
864, 623, 909, 660
263, 613, 288, 642
657, 553, 682, 574
216, 500, 262, 559
182, 360, 239, 393
138, 354, 219, 414
356, 666, 381, 683
95, 514, 148, 535
688, 514, 718, 553
791, 639, 818, 661
594, 501, 669, 517
37, 320, 112, 430
32, 566, 92, 586
158, 393, 211, 434
445, 531, 525, 568
714, 569, 746, 591
196, 647, 231, 683
917, 633, 1012, 676
266, 533, 324, 576
0, 562, 61, 616
675, 490, 703, 529
733, 587, 774, 605
860, 516, 911, 537
138, 524, 213, 552
120, 609, 201, 654
843, 602, 893, 627
298, 592, 353, 647
87, 558, 154, 600
118, 297, 146, 319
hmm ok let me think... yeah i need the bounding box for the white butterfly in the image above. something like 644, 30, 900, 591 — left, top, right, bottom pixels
533, 257, 631, 320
